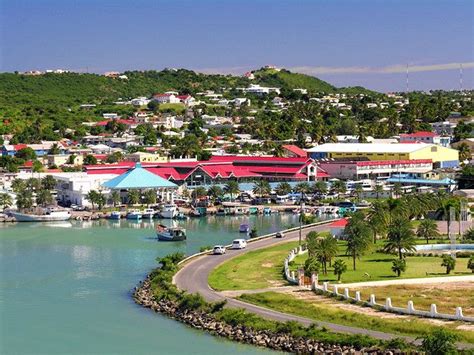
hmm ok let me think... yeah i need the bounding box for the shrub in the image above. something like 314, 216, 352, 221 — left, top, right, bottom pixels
208, 300, 227, 313
420, 328, 459, 355
249, 228, 258, 238
199, 245, 213, 253
441, 255, 456, 274
178, 293, 206, 311
468, 255, 474, 273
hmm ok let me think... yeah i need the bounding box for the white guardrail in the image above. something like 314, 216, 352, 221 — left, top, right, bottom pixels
282, 247, 474, 323
177, 219, 336, 266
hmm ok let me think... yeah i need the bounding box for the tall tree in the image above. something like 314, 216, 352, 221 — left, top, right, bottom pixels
143, 190, 157, 206
313, 235, 338, 274
253, 180, 271, 198
224, 181, 240, 202
0, 193, 13, 210
384, 217, 416, 259
344, 212, 371, 270
333, 259, 347, 281
127, 190, 141, 206
16, 190, 33, 210
36, 189, 53, 207
110, 190, 121, 207
275, 182, 292, 196
416, 219, 440, 244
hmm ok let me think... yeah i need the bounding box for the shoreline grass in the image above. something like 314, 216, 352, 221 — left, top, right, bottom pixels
238, 291, 474, 344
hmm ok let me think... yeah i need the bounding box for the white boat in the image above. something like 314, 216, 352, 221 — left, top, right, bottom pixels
239, 223, 250, 233
160, 204, 178, 219
109, 211, 121, 220
142, 208, 155, 219
126, 210, 142, 220
234, 207, 247, 215
9, 209, 71, 222
156, 224, 187, 241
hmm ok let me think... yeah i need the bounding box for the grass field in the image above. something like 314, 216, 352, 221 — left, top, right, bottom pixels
208, 241, 299, 291
159, 103, 185, 113
353, 283, 474, 316
238, 291, 474, 343
291, 242, 472, 283
209, 240, 472, 291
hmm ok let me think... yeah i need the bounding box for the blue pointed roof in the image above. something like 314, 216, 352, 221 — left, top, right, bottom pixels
102, 163, 177, 189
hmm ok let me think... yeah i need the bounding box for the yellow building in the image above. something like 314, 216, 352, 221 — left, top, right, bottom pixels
125, 152, 168, 163
47, 154, 84, 167
307, 143, 459, 168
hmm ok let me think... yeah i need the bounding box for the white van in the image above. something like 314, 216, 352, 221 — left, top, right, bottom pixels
231, 239, 247, 249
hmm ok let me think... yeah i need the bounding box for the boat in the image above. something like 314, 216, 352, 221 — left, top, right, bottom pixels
142, 208, 155, 219
160, 204, 178, 219
175, 212, 188, 220
234, 207, 247, 215
126, 210, 142, 220
190, 209, 201, 217
263, 207, 272, 215
239, 223, 250, 233
109, 211, 121, 220
248, 207, 258, 215
216, 208, 226, 216
9, 208, 71, 222
156, 224, 187, 241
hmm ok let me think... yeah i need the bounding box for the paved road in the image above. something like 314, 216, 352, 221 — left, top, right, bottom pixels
173, 222, 418, 343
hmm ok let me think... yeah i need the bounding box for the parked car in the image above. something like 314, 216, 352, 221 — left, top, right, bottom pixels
212, 245, 226, 255
231, 239, 247, 249
275, 231, 285, 238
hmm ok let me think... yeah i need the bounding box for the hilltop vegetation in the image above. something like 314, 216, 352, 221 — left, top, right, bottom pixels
253, 68, 336, 92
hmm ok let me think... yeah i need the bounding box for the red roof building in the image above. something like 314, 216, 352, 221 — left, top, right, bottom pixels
83, 155, 328, 185
282, 145, 307, 158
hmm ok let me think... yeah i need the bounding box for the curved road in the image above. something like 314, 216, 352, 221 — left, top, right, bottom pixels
173, 222, 473, 347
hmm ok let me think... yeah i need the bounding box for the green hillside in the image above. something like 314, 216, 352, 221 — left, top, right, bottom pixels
253, 68, 336, 93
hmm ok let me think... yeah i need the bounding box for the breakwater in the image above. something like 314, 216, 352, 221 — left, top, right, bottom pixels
133, 276, 405, 354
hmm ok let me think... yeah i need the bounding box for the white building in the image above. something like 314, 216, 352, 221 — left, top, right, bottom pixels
131, 97, 150, 106
152, 94, 181, 104
243, 84, 280, 95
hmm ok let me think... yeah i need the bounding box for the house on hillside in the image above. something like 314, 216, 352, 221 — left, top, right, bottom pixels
399, 131, 451, 147
152, 93, 181, 104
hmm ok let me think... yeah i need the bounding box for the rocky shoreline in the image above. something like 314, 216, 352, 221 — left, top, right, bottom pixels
133, 276, 407, 354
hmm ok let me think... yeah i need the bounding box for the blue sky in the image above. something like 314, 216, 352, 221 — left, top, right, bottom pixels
1, 0, 473, 92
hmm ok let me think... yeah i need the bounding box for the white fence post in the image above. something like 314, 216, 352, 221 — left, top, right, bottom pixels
355, 291, 361, 302
407, 301, 415, 314
369, 294, 376, 306
343, 288, 350, 299
322, 282, 328, 292
430, 304, 438, 317
333, 285, 339, 295
456, 307, 464, 320
385, 298, 392, 310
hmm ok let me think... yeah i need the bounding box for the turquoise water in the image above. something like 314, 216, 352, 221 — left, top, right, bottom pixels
0, 214, 299, 354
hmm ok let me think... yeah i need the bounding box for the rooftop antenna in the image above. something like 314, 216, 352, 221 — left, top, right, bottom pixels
459, 63, 463, 92
405, 63, 409, 93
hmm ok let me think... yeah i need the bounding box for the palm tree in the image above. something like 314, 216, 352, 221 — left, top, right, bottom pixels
314, 235, 338, 274
366, 201, 389, 244
441, 255, 456, 274
36, 189, 53, 207
294, 182, 311, 195
374, 184, 384, 199
86, 190, 100, 210
313, 181, 328, 195
191, 187, 207, 202
41, 175, 56, 190
392, 182, 403, 197
275, 182, 292, 196
143, 190, 157, 206
304, 257, 320, 277
344, 212, 371, 270
416, 219, 440, 244
16, 190, 33, 210
456, 142, 471, 163
207, 185, 223, 201
391, 259, 406, 277
127, 190, 141, 206
333, 259, 347, 281
0, 193, 13, 210
305, 231, 320, 258
253, 180, 271, 198
11, 178, 26, 193
384, 217, 416, 260
354, 184, 363, 202
224, 181, 240, 202
110, 191, 121, 207
332, 180, 346, 195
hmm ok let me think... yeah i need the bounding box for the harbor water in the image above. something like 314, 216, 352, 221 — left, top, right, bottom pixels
0, 214, 301, 354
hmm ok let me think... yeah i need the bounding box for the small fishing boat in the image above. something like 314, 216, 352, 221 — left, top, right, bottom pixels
190, 209, 201, 217
156, 224, 187, 241
109, 211, 121, 220
263, 207, 272, 215
239, 223, 250, 233
216, 208, 226, 216
160, 204, 178, 219
175, 212, 188, 220
126, 210, 142, 220
142, 208, 155, 219
234, 207, 247, 215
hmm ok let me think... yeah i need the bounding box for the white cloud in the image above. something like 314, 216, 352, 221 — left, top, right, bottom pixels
290, 62, 474, 75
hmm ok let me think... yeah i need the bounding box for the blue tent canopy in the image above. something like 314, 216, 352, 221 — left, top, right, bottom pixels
102, 163, 177, 189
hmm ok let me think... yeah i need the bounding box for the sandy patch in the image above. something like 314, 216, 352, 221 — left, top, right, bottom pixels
261, 262, 274, 268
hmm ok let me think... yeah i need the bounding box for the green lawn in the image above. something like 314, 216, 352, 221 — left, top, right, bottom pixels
208, 241, 299, 291
209, 239, 472, 291
291, 242, 471, 284
239, 292, 474, 343
159, 103, 185, 113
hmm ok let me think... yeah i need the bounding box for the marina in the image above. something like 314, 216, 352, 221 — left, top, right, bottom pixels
0, 213, 301, 354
